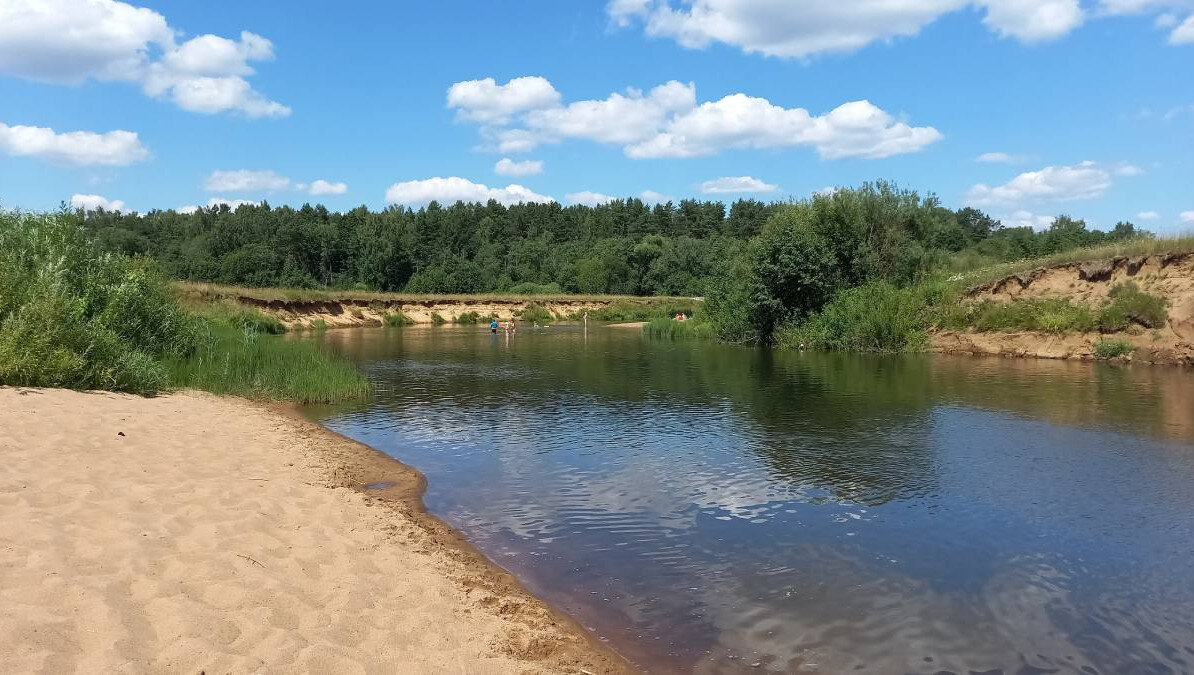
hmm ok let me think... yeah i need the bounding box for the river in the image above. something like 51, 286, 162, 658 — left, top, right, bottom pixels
304, 324, 1194, 674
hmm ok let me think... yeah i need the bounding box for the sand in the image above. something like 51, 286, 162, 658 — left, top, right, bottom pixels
0, 387, 630, 674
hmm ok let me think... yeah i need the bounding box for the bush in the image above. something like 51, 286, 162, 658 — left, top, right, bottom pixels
195, 301, 285, 334
430, 312, 447, 325
518, 304, 553, 324
1097, 282, 1168, 331
1093, 338, 1135, 359
778, 281, 930, 352
383, 311, 410, 326
578, 301, 698, 322
455, 311, 481, 324
642, 317, 715, 340
506, 281, 563, 295
0, 211, 202, 394
937, 298, 1096, 334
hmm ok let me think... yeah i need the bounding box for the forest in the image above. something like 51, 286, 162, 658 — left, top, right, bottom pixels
79, 182, 1145, 303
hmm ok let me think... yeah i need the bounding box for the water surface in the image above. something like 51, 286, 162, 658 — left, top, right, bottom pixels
305, 325, 1194, 674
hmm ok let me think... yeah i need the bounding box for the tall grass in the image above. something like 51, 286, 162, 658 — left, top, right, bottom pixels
934, 282, 1168, 334
947, 234, 1194, 287
518, 303, 554, 324
0, 210, 368, 402
166, 324, 370, 403
643, 317, 716, 340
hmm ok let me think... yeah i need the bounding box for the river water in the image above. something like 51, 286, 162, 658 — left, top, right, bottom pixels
303, 325, 1194, 674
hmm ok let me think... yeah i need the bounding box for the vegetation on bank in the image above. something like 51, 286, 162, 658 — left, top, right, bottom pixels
0, 210, 369, 402
643, 317, 716, 340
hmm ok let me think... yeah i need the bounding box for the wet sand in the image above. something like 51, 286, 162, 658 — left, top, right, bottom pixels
0, 387, 630, 673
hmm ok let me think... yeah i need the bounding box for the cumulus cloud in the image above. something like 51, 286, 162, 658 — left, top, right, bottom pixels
1136, 210, 1160, 220
566, 190, 618, 206
1182, 210, 1194, 222
1004, 210, 1057, 230
0, 0, 287, 117
607, 0, 1083, 59
640, 190, 673, 204
1171, 14, 1194, 41
966, 161, 1112, 206
625, 96, 941, 159
700, 176, 778, 193
0, 121, 149, 166
203, 170, 348, 195
451, 77, 941, 160
1114, 163, 1144, 176
494, 157, 544, 176
70, 193, 125, 212
307, 179, 348, 195
447, 76, 560, 123
204, 169, 291, 192
977, 151, 1023, 163
384, 177, 554, 206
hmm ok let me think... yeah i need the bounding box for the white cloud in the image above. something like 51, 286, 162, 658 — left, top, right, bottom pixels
524, 81, 697, 147
1136, 210, 1160, 220
977, 151, 1023, 163
0, 0, 287, 117
700, 176, 778, 193
0, 122, 149, 166
384, 177, 554, 206
814, 186, 840, 196
494, 157, 544, 176
1181, 210, 1194, 222
447, 76, 560, 123
454, 77, 942, 161
566, 190, 618, 206
640, 190, 673, 204
607, 0, 1082, 59
70, 193, 125, 211
204, 169, 291, 192
1004, 210, 1057, 230
966, 162, 1113, 206
625, 96, 941, 159
981, 0, 1084, 41
1114, 163, 1144, 176
1171, 14, 1194, 42
308, 179, 348, 195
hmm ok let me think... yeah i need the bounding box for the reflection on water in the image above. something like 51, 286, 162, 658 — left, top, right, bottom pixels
304, 325, 1194, 673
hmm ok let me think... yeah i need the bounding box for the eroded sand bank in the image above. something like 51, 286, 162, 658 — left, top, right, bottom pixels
0, 387, 629, 674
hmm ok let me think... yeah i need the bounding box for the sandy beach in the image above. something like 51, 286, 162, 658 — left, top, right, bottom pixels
0, 387, 629, 674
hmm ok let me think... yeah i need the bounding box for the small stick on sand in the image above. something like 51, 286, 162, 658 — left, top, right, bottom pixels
236, 554, 266, 568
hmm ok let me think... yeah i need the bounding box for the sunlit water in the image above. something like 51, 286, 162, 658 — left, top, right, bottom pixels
303, 325, 1194, 674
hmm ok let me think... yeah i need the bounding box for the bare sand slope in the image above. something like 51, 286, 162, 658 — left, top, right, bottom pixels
0, 387, 628, 674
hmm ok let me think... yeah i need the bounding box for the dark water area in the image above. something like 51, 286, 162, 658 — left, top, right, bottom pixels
303, 325, 1194, 674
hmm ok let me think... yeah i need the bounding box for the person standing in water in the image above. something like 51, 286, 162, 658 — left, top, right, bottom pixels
490, 318, 499, 333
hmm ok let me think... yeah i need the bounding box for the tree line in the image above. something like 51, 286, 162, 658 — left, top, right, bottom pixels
77, 183, 1145, 300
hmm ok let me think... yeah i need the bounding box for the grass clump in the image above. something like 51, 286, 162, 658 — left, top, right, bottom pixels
166, 323, 370, 403
383, 310, 410, 326
430, 312, 447, 325
518, 303, 554, 324
643, 317, 715, 340
0, 210, 368, 402
1093, 338, 1135, 359
778, 281, 932, 352
455, 311, 481, 324
938, 298, 1097, 334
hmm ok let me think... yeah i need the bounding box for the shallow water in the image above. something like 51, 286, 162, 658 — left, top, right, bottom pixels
304, 325, 1194, 674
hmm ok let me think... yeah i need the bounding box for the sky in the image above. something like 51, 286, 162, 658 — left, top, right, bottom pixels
1, 0, 1192, 232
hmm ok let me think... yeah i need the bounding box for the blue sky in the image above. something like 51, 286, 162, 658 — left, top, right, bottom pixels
1, 0, 1192, 231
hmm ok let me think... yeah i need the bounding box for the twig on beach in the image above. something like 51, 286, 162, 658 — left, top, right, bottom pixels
236, 553, 266, 568
246, 477, 270, 481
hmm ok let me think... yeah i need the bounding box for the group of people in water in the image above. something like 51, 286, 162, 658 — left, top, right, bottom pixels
489, 318, 516, 334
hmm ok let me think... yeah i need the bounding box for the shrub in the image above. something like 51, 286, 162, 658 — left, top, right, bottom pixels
430, 312, 447, 325
1093, 338, 1135, 359
383, 311, 410, 326
506, 281, 563, 295
1096, 282, 1168, 331
518, 304, 553, 324
778, 281, 930, 352
455, 311, 481, 324
0, 211, 202, 394
579, 301, 698, 322
937, 298, 1096, 334
195, 301, 285, 334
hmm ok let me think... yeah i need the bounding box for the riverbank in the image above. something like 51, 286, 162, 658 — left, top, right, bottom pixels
179, 282, 699, 330
0, 387, 630, 674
